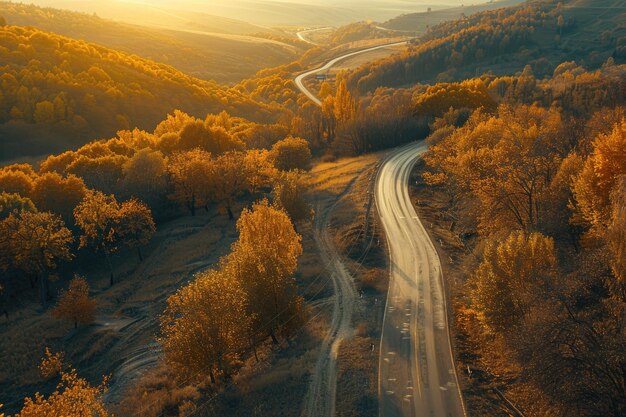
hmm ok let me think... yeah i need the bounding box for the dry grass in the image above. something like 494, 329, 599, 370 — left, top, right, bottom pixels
0, 205, 242, 413
308, 153, 389, 417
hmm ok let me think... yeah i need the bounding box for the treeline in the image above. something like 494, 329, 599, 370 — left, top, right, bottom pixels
422, 103, 625, 415
0, 108, 313, 312
342, 0, 624, 93
314, 62, 624, 157
0, 24, 284, 160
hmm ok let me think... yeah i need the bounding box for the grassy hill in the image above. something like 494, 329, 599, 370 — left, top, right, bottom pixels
0, 23, 286, 162
383, 0, 525, 33
0, 2, 305, 84
344, 0, 626, 93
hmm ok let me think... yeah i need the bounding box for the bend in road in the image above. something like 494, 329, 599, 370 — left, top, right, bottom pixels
294, 40, 410, 106
375, 143, 466, 417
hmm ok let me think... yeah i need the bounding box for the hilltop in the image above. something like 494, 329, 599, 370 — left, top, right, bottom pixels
344, 0, 626, 93
383, 0, 525, 33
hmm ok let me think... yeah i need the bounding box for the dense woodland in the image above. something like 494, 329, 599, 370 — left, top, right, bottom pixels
0, 22, 288, 161
344, 0, 626, 92
0, 0, 625, 416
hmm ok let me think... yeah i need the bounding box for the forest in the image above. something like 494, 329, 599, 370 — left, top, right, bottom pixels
344, 0, 626, 92
0, 22, 286, 161
0, 0, 625, 416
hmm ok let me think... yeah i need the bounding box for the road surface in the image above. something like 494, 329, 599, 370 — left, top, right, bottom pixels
294, 40, 409, 106
296, 27, 332, 45
294, 39, 466, 417
375, 143, 466, 417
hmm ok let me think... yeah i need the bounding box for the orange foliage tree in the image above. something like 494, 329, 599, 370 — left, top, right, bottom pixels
51, 275, 96, 329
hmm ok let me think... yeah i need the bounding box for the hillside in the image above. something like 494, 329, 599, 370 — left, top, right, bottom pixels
344, 0, 626, 93
0, 24, 284, 162
0, 2, 304, 83
383, 0, 525, 32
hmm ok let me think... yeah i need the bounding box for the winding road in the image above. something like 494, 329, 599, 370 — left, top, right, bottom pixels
294, 40, 409, 106
295, 40, 465, 417
376, 144, 465, 417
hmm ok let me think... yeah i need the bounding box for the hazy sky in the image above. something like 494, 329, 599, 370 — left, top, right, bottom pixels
22, 0, 487, 26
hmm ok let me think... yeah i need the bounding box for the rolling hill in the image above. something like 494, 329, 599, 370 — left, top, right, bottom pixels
0, 2, 305, 84
0, 23, 285, 162
382, 0, 525, 33
344, 0, 626, 93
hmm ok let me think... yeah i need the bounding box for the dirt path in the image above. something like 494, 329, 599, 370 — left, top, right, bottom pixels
302, 188, 358, 417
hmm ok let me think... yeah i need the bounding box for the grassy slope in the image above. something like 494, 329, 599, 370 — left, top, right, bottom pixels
383, 0, 526, 33
0, 2, 303, 84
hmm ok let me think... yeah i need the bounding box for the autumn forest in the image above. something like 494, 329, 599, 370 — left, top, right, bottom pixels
0, 1, 624, 417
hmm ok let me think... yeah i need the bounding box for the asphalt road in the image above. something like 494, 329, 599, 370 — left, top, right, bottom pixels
294, 40, 409, 106
375, 143, 466, 417
294, 40, 465, 417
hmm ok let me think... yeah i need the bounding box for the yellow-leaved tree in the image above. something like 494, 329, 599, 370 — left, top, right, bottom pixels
225, 199, 304, 343
116, 198, 156, 262
51, 275, 96, 329
573, 119, 626, 230
471, 231, 558, 333
159, 268, 249, 383
167, 149, 213, 216
15, 369, 109, 417
271, 170, 313, 225
1, 211, 73, 307
74, 191, 120, 286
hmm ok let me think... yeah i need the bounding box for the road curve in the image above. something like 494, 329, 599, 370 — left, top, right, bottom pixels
296, 27, 332, 45
375, 143, 466, 417
294, 40, 409, 106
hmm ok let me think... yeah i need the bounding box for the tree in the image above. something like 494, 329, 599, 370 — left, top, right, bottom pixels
159, 268, 249, 383
271, 170, 313, 225
226, 199, 303, 343
30, 173, 87, 227
606, 177, 626, 289
333, 79, 357, 125
15, 369, 110, 417
3, 211, 73, 307
167, 149, 213, 216
121, 148, 167, 208
51, 276, 96, 329
74, 191, 120, 286
0, 168, 33, 196
0, 192, 36, 220
116, 198, 156, 262
269, 137, 312, 171
34, 100, 56, 124
39, 348, 65, 380
243, 149, 276, 194
207, 152, 248, 220
573, 120, 626, 230
471, 231, 558, 333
